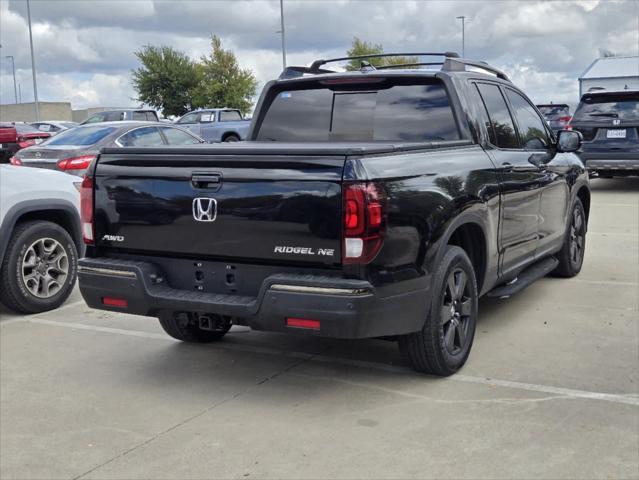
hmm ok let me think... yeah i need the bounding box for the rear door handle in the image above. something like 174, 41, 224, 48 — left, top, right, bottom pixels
192, 173, 222, 190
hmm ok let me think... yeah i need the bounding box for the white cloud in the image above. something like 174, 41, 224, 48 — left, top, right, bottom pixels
1, 0, 637, 112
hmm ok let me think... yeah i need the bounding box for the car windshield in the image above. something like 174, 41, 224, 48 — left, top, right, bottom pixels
45, 126, 116, 146
14, 124, 42, 134
537, 105, 569, 117
573, 94, 639, 121
256, 79, 460, 142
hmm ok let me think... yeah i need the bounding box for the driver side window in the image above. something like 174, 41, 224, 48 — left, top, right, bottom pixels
505, 89, 551, 150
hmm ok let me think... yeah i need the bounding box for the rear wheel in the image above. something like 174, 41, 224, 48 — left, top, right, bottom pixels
223, 134, 240, 142
398, 245, 478, 376
553, 198, 586, 277
158, 312, 231, 342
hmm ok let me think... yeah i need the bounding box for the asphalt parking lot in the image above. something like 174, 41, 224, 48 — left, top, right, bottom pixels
1, 177, 638, 480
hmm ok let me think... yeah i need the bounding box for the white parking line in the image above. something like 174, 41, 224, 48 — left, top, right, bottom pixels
7, 317, 639, 407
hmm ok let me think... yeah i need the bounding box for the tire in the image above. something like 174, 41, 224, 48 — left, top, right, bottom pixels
0, 220, 78, 314
158, 312, 231, 343
398, 245, 478, 376
553, 198, 586, 278
222, 134, 240, 142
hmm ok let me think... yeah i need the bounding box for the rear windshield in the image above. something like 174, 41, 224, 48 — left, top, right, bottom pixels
573, 94, 639, 121
255, 79, 460, 142
46, 126, 116, 146
14, 124, 42, 134
537, 105, 569, 117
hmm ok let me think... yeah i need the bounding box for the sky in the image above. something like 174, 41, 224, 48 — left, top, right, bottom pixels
0, 0, 637, 112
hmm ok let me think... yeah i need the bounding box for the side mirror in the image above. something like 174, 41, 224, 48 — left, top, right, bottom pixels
556, 130, 582, 153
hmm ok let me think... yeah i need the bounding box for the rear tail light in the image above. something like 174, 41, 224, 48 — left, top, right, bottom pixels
57, 155, 96, 171
80, 175, 94, 244
558, 116, 572, 128
343, 182, 386, 264
9, 156, 22, 166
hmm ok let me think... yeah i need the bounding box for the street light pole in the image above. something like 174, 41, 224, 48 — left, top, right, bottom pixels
279, 0, 287, 69
5, 55, 18, 104
26, 0, 40, 120
456, 16, 466, 58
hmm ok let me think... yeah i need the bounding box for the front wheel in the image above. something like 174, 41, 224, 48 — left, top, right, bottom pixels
0, 221, 78, 313
553, 198, 587, 277
222, 134, 240, 142
399, 245, 478, 376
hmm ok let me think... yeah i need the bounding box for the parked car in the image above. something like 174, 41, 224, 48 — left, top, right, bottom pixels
570, 90, 639, 177
536, 104, 571, 133
0, 165, 82, 313
11, 121, 205, 176
81, 109, 159, 124
175, 108, 250, 142
0, 123, 51, 163
31, 121, 79, 135
78, 52, 589, 377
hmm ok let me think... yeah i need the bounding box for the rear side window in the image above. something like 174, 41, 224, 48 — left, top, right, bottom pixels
118, 127, 164, 147
256, 81, 460, 142
220, 110, 242, 122
145, 112, 157, 121
537, 105, 569, 117
161, 127, 201, 145
47, 126, 116, 146
505, 89, 550, 149
573, 94, 639, 121
476, 83, 519, 149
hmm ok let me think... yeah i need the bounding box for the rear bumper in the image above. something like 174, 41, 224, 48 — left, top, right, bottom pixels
580, 151, 639, 172
78, 257, 429, 339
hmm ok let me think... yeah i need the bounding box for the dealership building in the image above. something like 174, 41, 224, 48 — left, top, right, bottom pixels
579, 55, 639, 97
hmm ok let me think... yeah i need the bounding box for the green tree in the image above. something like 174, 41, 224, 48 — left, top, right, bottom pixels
345, 37, 418, 71
132, 45, 200, 117
192, 35, 258, 115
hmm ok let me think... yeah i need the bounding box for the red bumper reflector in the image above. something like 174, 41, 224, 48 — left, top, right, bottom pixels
102, 297, 128, 308
286, 318, 320, 330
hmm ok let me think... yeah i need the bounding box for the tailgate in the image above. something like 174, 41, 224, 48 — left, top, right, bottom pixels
93, 150, 344, 266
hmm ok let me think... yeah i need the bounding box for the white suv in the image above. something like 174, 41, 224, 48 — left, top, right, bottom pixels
0, 165, 81, 313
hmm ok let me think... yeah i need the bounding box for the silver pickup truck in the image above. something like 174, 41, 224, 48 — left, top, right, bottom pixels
174, 108, 250, 142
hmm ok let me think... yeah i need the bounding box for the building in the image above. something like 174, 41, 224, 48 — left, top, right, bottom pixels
0, 101, 73, 122
579, 56, 639, 97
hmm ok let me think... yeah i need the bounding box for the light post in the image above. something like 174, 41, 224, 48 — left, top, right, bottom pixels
26, 0, 40, 120
5, 55, 18, 104
456, 15, 466, 58
278, 0, 287, 69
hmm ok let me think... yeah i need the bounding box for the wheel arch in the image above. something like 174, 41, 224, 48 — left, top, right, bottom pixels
576, 185, 591, 225
429, 213, 489, 295
0, 200, 82, 266
221, 131, 241, 141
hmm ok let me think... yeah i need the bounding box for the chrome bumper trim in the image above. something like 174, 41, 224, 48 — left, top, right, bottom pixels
269, 284, 370, 296
78, 266, 137, 279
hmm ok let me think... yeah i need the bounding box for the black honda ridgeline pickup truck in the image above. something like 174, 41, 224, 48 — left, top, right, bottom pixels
78, 53, 590, 376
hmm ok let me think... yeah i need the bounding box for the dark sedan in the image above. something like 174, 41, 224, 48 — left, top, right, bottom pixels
11, 121, 205, 176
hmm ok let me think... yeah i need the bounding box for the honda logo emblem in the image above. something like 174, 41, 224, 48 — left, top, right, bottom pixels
192, 198, 217, 222
612, 119, 621, 126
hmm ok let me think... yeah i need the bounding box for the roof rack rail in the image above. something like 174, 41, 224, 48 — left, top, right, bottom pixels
442, 58, 511, 82
308, 52, 459, 73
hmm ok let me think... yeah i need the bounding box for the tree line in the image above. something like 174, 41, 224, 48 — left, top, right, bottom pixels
132, 37, 412, 117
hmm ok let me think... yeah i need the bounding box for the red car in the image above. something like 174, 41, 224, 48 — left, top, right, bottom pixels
0, 123, 51, 163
